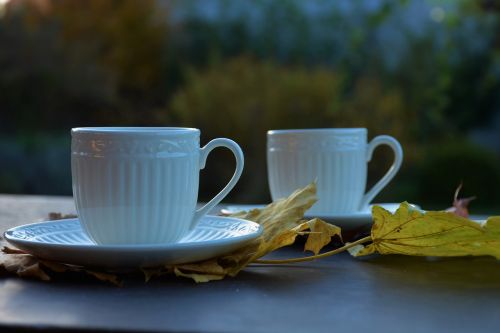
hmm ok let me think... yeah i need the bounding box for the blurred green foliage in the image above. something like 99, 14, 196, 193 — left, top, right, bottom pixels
418, 141, 500, 208
0, 0, 499, 211
0, 133, 71, 194
169, 57, 412, 201
0, 0, 169, 132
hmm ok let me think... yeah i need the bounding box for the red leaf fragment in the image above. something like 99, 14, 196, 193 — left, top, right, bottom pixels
445, 183, 476, 218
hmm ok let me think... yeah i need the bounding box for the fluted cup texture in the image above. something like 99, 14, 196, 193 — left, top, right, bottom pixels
72, 128, 199, 245
267, 128, 403, 215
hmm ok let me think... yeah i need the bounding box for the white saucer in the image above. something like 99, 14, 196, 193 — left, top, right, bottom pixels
221, 203, 420, 229
4, 215, 263, 268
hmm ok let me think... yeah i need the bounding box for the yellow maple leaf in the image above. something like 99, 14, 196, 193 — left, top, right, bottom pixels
350, 202, 500, 259
231, 181, 317, 255
172, 182, 318, 281
173, 182, 341, 282
296, 218, 342, 255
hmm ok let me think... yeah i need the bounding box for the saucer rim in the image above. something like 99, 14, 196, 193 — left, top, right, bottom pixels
3, 215, 264, 267
4, 215, 263, 251
221, 203, 408, 219
221, 204, 487, 225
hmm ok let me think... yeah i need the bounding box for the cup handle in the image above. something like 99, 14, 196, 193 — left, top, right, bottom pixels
190, 138, 244, 230
359, 135, 403, 210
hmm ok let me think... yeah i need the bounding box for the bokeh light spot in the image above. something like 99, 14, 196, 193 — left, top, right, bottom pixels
430, 7, 445, 23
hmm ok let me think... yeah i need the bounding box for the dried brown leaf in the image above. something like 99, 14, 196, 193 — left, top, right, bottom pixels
39, 260, 74, 273
0, 243, 121, 285
2, 246, 27, 254
0, 251, 51, 281
141, 267, 169, 283
85, 270, 122, 286
301, 218, 342, 255
48, 212, 78, 220
173, 268, 224, 283
171, 182, 319, 281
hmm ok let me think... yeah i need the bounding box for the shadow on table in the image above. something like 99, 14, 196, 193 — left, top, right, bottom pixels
357, 254, 500, 290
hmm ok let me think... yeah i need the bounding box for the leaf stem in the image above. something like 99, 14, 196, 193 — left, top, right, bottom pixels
253, 236, 372, 264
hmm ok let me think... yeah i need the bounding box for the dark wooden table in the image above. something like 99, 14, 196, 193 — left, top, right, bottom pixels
0, 194, 499, 333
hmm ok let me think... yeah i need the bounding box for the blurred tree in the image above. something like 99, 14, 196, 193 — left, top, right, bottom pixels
0, 0, 499, 207
0, 0, 171, 133
169, 57, 411, 202
390, 0, 500, 144
52, 0, 168, 99
171, 0, 500, 144
0, 0, 172, 195
0, 5, 115, 133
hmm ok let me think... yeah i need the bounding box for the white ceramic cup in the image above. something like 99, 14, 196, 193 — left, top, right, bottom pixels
267, 128, 403, 215
71, 127, 244, 245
